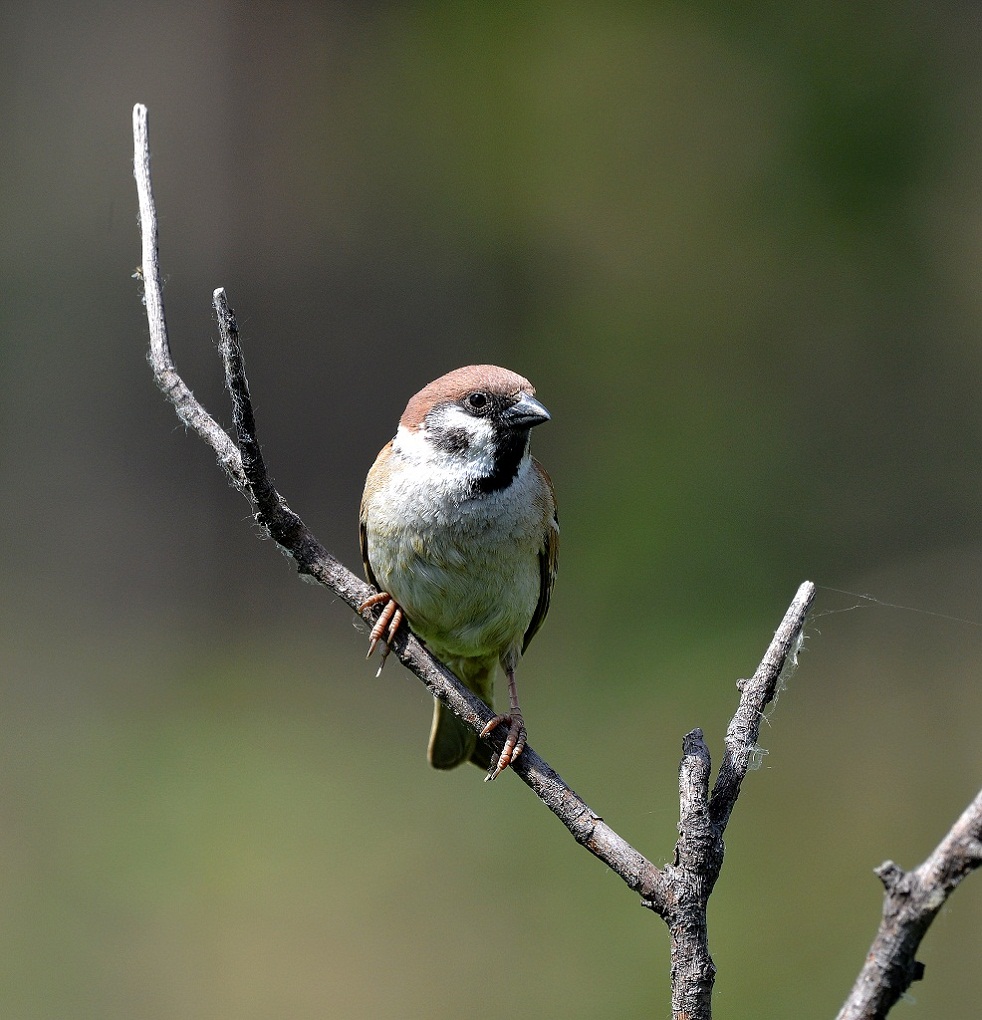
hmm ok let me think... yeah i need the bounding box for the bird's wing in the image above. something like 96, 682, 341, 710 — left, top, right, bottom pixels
523, 458, 559, 652
359, 440, 393, 591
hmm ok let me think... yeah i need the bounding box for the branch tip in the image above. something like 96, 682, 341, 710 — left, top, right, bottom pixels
874, 860, 904, 891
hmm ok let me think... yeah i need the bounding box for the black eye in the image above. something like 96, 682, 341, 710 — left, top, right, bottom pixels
465, 391, 490, 413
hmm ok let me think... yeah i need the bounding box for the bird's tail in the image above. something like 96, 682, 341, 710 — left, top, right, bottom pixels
426, 660, 495, 771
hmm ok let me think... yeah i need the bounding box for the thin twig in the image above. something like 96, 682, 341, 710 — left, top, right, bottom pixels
837, 787, 982, 1020
132, 106, 246, 488
710, 585, 809, 831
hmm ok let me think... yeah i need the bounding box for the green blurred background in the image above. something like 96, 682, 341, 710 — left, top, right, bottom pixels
2, 3, 981, 1017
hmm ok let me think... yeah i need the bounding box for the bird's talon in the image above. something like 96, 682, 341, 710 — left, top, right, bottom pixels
480, 713, 526, 780
385, 607, 403, 643
374, 639, 395, 677
359, 592, 405, 662
479, 715, 504, 739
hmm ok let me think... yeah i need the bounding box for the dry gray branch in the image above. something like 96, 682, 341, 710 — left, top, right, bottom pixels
133, 101, 814, 1020
132, 109, 246, 489
645, 585, 812, 1016
837, 787, 982, 1019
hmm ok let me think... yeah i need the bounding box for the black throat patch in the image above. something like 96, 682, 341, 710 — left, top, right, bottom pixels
469, 427, 529, 496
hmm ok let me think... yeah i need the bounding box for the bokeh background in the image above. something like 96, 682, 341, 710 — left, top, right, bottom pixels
2, 3, 981, 1017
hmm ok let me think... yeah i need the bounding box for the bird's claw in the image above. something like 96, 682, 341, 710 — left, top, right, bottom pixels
481, 712, 526, 781
358, 592, 404, 674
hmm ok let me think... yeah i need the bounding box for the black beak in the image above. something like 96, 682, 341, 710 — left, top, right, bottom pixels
503, 393, 550, 429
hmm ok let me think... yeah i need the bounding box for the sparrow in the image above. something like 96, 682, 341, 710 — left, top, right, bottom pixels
358, 365, 558, 780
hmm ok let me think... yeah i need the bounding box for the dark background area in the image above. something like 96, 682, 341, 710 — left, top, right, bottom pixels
1, 4, 980, 1017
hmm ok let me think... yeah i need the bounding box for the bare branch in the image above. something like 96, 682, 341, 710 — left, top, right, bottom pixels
132, 104, 246, 488
710, 584, 810, 831
667, 728, 717, 1018
133, 103, 669, 907
132, 103, 815, 1020
646, 582, 815, 1018
837, 787, 982, 1020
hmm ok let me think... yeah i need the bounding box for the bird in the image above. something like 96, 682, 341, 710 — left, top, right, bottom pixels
358, 365, 558, 780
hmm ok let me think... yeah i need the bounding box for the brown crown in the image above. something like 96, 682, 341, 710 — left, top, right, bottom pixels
400, 365, 535, 430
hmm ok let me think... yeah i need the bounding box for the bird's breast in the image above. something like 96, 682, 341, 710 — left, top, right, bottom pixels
364, 461, 543, 661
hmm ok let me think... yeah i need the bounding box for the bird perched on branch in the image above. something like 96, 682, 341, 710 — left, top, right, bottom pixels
359, 365, 558, 780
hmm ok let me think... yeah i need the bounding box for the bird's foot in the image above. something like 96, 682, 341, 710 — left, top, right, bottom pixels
358, 592, 404, 675
480, 712, 526, 781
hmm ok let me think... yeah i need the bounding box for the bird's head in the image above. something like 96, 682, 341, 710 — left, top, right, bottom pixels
396, 365, 550, 494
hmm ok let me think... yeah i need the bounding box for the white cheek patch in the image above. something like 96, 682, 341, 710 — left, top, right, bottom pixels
394, 407, 498, 481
